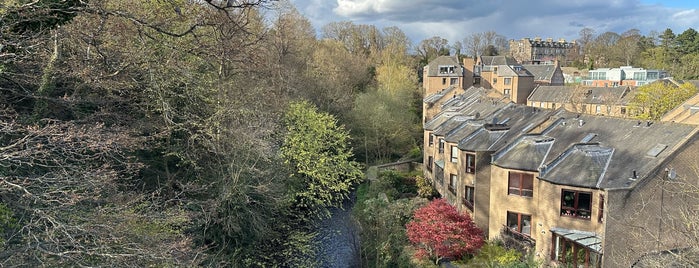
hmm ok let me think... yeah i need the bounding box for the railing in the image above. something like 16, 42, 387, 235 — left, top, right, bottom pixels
501, 225, 535, 248
435, 166, 444, 185
462, 198, 474, 211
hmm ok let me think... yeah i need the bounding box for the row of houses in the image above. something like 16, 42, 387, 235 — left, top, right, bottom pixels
423, 86, 699, 267
423, 55, 697, 124
421, 55, 699, 266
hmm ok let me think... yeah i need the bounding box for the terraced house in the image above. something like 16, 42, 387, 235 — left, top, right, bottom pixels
423, 87, 699, 267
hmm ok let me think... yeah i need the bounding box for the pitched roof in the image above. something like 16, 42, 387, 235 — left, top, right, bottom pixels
523, 64, 558, 81
425, 55, 463, 76
528, 86, 631, 105
479, 56, 518, 66
496, 65, 533, 77
493, 111, 699, 189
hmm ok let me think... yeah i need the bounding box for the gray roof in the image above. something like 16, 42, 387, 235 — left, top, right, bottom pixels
480, 56, 518, 66
424, 85, 458, 105
493, 134, 555, 171
425, 55, 463, 76
497, 65, 533, 77
493, 111, 699, 189
425, 87, 508, 131
523, 64, 558, 81
528, 86, 632, 105
457, 105, 557, 152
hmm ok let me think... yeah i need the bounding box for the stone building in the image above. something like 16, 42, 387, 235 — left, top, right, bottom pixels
509, 37, 579, 65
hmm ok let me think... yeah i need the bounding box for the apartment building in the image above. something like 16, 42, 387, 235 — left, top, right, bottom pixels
509, 37, 580, 65
423, 89, 699, 267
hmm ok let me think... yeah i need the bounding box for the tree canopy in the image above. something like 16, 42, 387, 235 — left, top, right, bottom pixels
406, 198, 485, 264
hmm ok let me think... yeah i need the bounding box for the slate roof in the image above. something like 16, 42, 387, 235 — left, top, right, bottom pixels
493, 111, 699, 189
528, 86, 631, 105
480, 56, 518, 66
425, 55, 463, 76
457, 105, 557, 152
523, 64, 558, 81
424, 85, 458, 105
496, 65, 533, 77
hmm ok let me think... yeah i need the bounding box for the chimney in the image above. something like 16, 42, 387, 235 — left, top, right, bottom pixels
534, 37, 542, 42
546, 37, 553, 42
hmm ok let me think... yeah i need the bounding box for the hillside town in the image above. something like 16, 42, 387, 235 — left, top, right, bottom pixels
422, 40, 699, 267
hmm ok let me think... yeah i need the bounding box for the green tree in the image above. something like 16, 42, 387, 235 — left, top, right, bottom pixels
281, 101, 364, 220
630, 82, 698, 120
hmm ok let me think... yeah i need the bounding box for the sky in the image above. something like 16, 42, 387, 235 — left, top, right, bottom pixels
288, 0, 699, 46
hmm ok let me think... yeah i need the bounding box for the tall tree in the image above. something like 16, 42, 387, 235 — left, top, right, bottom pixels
281, 101, 364, 220
616, 29, 642, 66
416, 36, 449, 65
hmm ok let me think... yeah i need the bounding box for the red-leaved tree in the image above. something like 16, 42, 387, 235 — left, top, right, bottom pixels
406, 198, 484, 264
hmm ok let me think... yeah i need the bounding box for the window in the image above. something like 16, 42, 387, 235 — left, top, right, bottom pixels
465, 154, 476, 174
504, 89, 511, 96
540, 102, 545, 108
561, 190, 592, 219
508, 172, 533, 197
438, 138, 445, 153
448, 174, 457, 194
504, 77, 512, 85
439, 66, 455, 74
427, 156, 433, 172
450, 78, 458, 85
506, 211, 531, 236
582, 104, 587, 113
493, 78, 498, 84
474, 77, 481, 85
621, 107, 627, 115
442, 78, 447, 85
553, 233, 601, 267
552, 103, 556, 109
428, 134, 434, 147
595, 105, 601, 114
450, 146, 458, 163
464, 186, 475, 210
598, 194, 604, 223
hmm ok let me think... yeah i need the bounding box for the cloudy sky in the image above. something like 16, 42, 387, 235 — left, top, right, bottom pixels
288, 0, 699, 45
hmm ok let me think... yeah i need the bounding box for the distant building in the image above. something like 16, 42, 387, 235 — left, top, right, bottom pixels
582, 66, 668, 87
509, 37, 579, 65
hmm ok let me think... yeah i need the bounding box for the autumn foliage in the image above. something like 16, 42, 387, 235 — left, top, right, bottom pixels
406, 198, 484, 263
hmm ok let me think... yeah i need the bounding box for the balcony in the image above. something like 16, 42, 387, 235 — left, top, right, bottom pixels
462, 198, 473, 211
500, 226, 535, 253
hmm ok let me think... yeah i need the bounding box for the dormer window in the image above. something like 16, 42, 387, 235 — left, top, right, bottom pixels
439, 65, 456, 74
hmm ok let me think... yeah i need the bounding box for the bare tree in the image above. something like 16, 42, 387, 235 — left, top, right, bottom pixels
463, 31, 507, 58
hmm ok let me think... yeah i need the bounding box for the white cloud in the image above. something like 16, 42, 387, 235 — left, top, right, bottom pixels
290, 0, 699, 45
